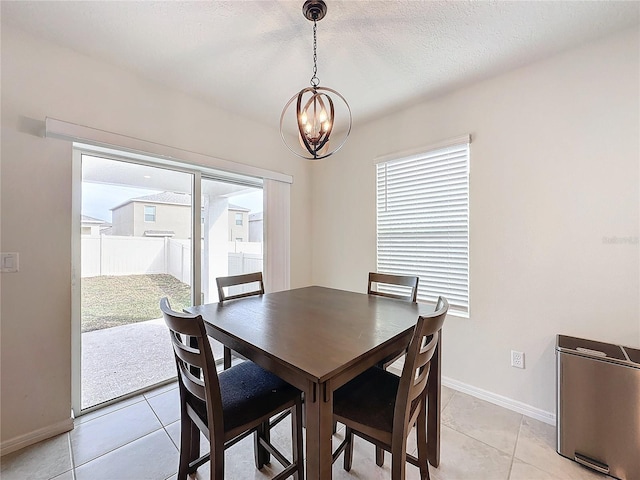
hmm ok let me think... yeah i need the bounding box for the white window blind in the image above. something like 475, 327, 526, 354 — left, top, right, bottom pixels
376, 139, 469, 314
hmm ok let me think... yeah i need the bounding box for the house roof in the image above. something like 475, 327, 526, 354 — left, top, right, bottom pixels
81, 215, 106, 224
111, 191, 191, 210
228, 204, 250, 213
111, 193, 252, 213
131, 191, 191, 205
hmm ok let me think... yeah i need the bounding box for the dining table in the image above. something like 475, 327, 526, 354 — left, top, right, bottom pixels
186, 285, 442, 480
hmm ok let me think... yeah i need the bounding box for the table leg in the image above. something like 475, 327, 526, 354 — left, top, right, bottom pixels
427, 329, 442, 467
304, 381, 334, 480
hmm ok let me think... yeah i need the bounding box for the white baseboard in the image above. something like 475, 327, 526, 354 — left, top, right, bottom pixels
442, 376, 556, 426
1, 417, 74, 457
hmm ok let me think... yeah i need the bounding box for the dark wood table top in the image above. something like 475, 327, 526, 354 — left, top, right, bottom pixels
187, 285, 435, 383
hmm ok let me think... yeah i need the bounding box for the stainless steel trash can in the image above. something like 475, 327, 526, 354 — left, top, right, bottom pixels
556, 335, 640, 480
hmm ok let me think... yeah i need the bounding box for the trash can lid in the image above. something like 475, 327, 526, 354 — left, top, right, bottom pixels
556, 335, 627, 360
623, 346, 640, 364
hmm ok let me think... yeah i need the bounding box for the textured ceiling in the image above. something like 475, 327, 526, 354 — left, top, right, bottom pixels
2, 1, 639, 131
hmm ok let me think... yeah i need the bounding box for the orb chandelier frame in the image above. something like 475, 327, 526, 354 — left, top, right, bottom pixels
280, 0, 352, 160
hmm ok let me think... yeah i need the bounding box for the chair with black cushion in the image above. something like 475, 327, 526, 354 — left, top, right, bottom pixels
331, 296, 448, 480
332, 272, 421, 444
160, 297, 304, 480
216, 272, 265, 369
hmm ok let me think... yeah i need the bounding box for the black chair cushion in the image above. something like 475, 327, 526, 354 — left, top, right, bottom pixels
189, 361, 299, 433
333, 366, 399, 433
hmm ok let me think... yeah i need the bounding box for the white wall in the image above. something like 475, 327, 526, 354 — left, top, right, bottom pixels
0, 25, 312, 450
312, 27, 640, 417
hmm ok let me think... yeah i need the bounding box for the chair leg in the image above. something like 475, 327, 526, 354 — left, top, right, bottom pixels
262, 420, 271, 465
416, 404, 430, 480
189, 420, 201, 465
343, 427, 354, 472
178, 416, 192, 480
375, 445, 385, 466
391, 438, 407, 480
223, 347, 232, 370
291, 402, 304, 480
253, 421, 270, 469
209, 439, 225, 480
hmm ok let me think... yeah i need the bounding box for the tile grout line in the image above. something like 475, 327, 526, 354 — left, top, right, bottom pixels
145, 396, 181, 454
506, 414, 525, 480
72, 424, 168, 469
72, 387, 180, 474
163, 420, 180, 451
440, 389, 456, 413
68, 431, 77, 480
444, 425, 518, 466
74, 395, 147, 426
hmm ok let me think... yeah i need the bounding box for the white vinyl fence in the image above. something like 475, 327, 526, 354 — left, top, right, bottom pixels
82, 235, 261, 282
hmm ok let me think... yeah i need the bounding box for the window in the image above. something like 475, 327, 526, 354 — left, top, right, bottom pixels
376, 136, 470, 315
235, 212, 243, 226
144, 205, 156, 222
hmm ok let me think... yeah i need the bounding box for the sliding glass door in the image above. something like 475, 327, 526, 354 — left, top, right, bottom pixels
74, 151, 264, 414
78, 154, 194, 410
200, 177, 263, 363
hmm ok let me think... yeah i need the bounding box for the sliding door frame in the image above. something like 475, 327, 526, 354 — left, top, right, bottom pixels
71, 147, 203, 416
53, 118, 291, 416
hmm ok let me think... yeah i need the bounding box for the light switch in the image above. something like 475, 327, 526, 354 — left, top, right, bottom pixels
1, 252, 19, 273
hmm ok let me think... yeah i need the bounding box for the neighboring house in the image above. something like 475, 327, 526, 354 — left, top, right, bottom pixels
109, 191, 253, 241
228, 205, 250, 242
110, 191, 190, 238
81, 215, 108, 236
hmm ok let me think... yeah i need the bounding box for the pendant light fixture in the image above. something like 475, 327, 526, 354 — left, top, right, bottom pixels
280, 0, 352, 160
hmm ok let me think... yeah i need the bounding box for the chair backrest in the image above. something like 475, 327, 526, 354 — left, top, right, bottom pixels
216, 272, 265, 303
160, 297, 224, 437
393, 296, 448, 436
367, 272, 419, 302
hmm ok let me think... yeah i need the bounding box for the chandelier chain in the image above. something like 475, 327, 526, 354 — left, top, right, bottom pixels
310, 19, 319, 87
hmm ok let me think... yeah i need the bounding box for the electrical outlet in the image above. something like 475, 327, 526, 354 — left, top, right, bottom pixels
511, 350, 525, 369
1, 252, 19, 273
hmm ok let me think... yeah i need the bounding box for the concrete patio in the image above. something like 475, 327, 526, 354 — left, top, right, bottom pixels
81, 319, 225, 410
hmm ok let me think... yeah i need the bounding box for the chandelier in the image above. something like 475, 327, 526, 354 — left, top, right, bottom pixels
280, 0, 352, 160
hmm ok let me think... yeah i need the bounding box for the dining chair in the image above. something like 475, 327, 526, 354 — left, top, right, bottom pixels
216, 271, 265, 302
367, 272, 419, 302
216, 272, 298, 429
331, 296, 449, 480
216, 272, 265, 369
332, 272, 421, 444
160, 297, 304, 480
368, 272, 420, 369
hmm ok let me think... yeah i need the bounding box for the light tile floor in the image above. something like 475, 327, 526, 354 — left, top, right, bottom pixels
1, 384, 608, 480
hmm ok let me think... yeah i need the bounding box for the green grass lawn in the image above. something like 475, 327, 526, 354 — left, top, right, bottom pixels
81, 274, 191, 332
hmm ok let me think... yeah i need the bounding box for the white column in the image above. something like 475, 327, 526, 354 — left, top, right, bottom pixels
263, 179, 291, 293
202, 195, 229, 303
